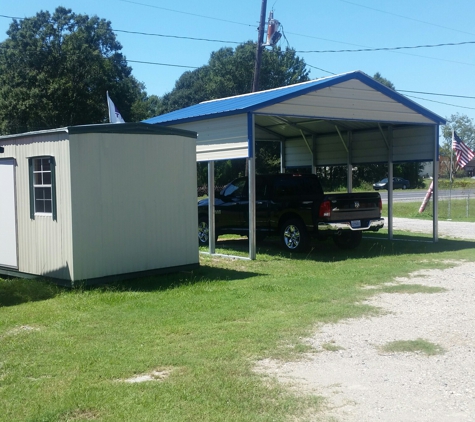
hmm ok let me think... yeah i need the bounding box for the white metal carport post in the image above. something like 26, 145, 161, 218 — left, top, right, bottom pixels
432, 125, 439, 241
379, 124, 393, 239
248, 113, 257, 260
387, 126, 394, 240
208, 161, 216, 254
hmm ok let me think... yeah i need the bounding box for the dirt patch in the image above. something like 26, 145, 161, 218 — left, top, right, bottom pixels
255, 261, 475, 421
121, 368, 173, 383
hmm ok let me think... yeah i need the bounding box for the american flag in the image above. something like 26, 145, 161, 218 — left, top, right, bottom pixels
452, 131, 474, 168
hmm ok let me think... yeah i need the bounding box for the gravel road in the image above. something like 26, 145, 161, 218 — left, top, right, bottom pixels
256, 219, 475, 421
392, 217, 475, 241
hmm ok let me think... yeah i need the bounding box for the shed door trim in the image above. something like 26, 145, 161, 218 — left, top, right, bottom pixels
0, 159, 18, 268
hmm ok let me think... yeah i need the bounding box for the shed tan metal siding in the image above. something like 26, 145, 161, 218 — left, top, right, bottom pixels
0, 132, 74, 279
68, 132, 198, 281
257, 79, 435, 124
171, 114, 249, 161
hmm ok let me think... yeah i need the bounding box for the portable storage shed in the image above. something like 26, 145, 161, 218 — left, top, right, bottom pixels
144, 70, 446, 259
0, 123, 198, 285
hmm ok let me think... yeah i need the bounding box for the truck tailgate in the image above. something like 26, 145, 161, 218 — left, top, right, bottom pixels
323, 192, 381, 221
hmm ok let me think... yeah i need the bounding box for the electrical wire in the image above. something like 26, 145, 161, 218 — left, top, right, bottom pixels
116, 0, 253, 27
296, 40, 475, 54
403, 94, 475, 111
335, 0, 475, 37
128, 59, 198, 69
114, 29, 240, 44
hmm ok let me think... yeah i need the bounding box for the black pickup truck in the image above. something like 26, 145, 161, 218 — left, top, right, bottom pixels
198, 173, 384, 252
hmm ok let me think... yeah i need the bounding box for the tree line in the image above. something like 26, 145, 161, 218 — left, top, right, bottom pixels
1, 7, 473, 189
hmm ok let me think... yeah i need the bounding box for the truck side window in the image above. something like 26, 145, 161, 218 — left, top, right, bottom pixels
222, 178, 247, 199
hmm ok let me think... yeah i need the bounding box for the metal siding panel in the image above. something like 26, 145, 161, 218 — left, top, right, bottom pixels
171, 114, 249, 161
314, 133, 349, 166
352, 130, 389, 164
284, 139, 313, 167
392, 126, 435, 162
69, 133, 198, 281
257, 80, 434, 124
0, 134, 74, 279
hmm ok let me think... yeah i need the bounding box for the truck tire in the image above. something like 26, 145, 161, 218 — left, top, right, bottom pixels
333, 231, 362, 250
280, 219, 309, 252
198, 216, 210, 246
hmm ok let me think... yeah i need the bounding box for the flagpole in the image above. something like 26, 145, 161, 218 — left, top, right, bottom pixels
448, 129, 454, 219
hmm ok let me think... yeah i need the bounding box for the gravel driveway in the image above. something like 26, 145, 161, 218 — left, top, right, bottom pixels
392, 217, 475, 241
256, 219, 475, 421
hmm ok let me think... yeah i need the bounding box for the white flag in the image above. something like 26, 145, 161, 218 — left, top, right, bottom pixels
106, 91, 125, 123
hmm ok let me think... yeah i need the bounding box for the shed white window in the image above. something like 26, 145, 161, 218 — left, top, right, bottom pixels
28, 156, 57, 220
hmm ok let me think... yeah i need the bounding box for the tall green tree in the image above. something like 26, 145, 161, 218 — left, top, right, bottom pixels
162, 41, 310, 186
441, 113, 475, 152
0, 7, 152, 134
161, 41, 310, 113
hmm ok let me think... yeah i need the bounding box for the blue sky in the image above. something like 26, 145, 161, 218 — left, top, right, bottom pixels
1, 0, 474, 126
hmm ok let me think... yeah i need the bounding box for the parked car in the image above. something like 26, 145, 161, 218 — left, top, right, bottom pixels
373, 177, 410, 190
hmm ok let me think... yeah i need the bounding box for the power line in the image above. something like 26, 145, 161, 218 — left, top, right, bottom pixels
296, 40, 475, 54
115, 29, 240, 44
398, 90, 475, 100
116, 0, 253, 27
128, 59, 198, 69
403, 94, 475, 111
335, 0, 475, 37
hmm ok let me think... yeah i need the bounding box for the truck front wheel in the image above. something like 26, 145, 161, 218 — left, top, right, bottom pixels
280, 219, 309, 252
333, 231, 362, 249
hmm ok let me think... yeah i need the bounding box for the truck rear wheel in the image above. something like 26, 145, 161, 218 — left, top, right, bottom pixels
333, 231, 362, 250
198, 217, 210, 246
280, 219, 309, 252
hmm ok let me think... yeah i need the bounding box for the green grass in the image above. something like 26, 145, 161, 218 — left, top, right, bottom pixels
1, 235, 474, 421
376, 284, 446, 295
380, 338, 445, 356
382, 198, 475, 222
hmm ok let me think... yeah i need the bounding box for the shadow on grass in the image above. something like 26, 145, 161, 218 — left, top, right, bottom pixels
0, 278, 63, 307
111, 265, 262, 293
0, 265, 263, 306
205, 232, 475, 263
2, 232, 473, 305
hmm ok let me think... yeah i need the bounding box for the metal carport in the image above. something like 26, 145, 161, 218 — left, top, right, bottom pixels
144, 70, 446, 259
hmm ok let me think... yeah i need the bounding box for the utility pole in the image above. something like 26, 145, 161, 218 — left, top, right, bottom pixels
252, 0, 267, 93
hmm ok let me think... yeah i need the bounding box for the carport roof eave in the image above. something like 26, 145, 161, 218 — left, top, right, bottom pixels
143, 70, 446, 127
253, 111, 442, 126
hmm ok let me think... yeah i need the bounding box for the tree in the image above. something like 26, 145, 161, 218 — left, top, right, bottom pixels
373, 72, 396, 90
0, 7, 152, 134
441, 113, 475, 151
161, 41, 310, 186
440, 113, 475, 177
161, 41, 310, 113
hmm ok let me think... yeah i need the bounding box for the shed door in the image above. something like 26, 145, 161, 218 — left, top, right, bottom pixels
0, 159, 18, 268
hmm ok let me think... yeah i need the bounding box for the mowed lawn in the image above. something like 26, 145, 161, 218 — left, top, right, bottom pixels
1, 231, 474, 421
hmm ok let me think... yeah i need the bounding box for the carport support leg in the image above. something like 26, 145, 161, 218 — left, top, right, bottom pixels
387, 127, 394, 240
208, 161, 216, 254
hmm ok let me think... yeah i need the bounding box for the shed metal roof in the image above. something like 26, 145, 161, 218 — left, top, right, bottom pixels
0, 122, 197, 141
144, 70, 445, 126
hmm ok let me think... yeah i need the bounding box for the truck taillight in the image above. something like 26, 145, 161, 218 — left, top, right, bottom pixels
378, 198, 382, 214
319, 200, 332, 217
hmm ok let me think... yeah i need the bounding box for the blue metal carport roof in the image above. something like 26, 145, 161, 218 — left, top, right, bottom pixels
144, 71, 445, 126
